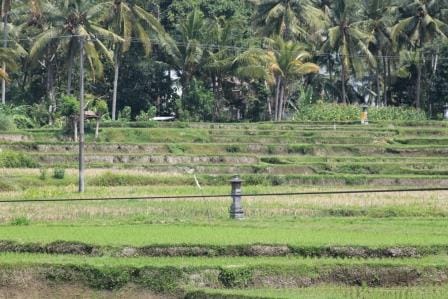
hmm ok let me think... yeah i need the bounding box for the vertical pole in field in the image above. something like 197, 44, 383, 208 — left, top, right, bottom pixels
230, 175, 244, 219
78, 37, 85, 192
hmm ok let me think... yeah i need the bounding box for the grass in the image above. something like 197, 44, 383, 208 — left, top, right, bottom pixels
0, 183, 445, 223
0, 217, 448, 247
1, 253, 448, 268
191, 286, 448, 299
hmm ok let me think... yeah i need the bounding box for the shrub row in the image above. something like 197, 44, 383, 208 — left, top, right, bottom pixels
0, 150, 39, 168
296, 102, 427, 122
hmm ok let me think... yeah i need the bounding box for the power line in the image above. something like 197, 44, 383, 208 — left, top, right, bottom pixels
0, 187, 447, 203
2, 33, 447, 61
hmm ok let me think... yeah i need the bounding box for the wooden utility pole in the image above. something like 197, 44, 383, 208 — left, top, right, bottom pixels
78, 37, 85, 192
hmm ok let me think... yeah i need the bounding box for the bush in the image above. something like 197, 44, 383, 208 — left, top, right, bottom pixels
167, 144, 186, 154
225, 145, 241, 153
39, 168, 48, 180
118, 106, 132, 122
0, 151, 39, 168
60, 95, 80, 117
136, 106, 157, 122
10, 216, 31, 226
52, 167, 65, 179
296, 101, 427, 122
218, 268, 252, 288
0, 113, 16, 131
181, 79, 214, 121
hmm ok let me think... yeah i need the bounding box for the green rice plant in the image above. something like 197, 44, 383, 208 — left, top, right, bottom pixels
369, 106, 427, 121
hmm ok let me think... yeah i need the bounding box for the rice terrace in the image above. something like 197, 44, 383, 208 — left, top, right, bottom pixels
0, 120, 448, 298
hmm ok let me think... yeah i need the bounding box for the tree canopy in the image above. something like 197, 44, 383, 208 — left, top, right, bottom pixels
0, 0, 447, 123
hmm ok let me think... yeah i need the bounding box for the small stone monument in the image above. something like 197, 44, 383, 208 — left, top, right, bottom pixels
229, 175, 244, 219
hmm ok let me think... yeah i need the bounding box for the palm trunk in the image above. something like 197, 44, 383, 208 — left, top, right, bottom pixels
1, 12, 8, 105
67, 51, 75, 95
78, 38, 85, 193
416, 62, 422, 109
375, 64, 381, 107
47, 61, 56, 126
387, 56, 392, 105
382, 56, 387, 106
341, 58, 347, 104
95, 117, 100, 140
112, 49, 119, 121
279, 83, 286, 121
265, 81, 272, 120
328, 56, 335, 103
211, 74, 218, 121
274, 77, 281, 121
73, 118, 78, 142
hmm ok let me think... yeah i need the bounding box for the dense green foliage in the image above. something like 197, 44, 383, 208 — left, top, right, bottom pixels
0, 150, 38, 168
0, 0, 446, 126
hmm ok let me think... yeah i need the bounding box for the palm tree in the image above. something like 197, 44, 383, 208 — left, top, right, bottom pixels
236, 36, 320, 121
203, 16, 244, 120
29, 0, 123, 105
250, 0, 326, 40
321, 0, 376, 104
364, 0, 395, 106
391, 0, 447, 108
174, 9, 207, 100
1, 0, 40, 104
99, 1, 176, 120
0, 47, 17, 81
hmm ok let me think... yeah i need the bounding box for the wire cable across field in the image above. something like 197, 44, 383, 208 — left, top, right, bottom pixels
1, 187, 447, 203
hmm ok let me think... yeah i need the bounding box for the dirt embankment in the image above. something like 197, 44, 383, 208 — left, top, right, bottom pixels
0, 240, 443, 258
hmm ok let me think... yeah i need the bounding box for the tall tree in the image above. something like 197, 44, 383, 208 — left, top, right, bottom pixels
29, 0, 122, 107
236, 36, 319, 121
321, 0, 376, 104
100, 0, 176, 120
174, 9, 206, 100
0, 47, 16, 80
203, 16, 244, 120
392, 0, 447, 108
364, 0, 394, 106
250, 0, 326, 40
1, 0, 40, 104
